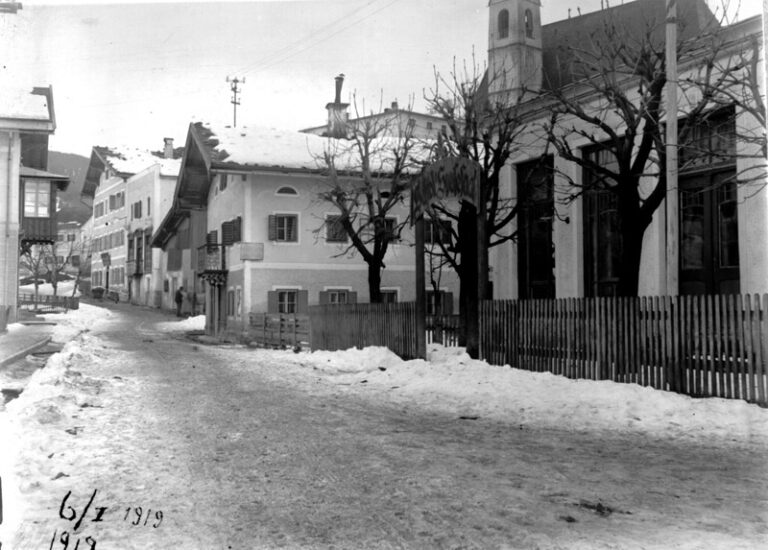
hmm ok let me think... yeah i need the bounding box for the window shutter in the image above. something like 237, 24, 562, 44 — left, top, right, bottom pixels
109, 195, 115, 210
206, 230, 217, 245
268, 215, 277, 241
297, 290, 309, 313
137, 201, 142, 218
147, 197, 151, 216
348, 291, 357, 304
234, 216, 242, 242
222, 221, 234, 246
318, 291, 329, 305
267, 290, 278, 313
288, 216, 298, 242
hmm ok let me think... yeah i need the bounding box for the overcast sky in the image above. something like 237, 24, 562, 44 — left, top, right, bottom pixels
0, 0, 761, 157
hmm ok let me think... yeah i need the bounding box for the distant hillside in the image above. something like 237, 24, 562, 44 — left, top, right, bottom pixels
48, 151, 92, 224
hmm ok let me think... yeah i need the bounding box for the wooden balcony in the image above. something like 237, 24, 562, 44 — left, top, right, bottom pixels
197, 244, 227, 286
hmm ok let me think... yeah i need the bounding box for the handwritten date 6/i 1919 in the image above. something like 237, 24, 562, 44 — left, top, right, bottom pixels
124, 506, 163, 528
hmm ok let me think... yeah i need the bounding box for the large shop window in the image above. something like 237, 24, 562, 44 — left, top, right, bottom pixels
583, 147, 621, 297
680, 170, 739, 295
679, 108, 739, 295
517, 156, 555, 299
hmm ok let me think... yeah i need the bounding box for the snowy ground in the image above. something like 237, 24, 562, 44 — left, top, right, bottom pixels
1, 304, 767, 548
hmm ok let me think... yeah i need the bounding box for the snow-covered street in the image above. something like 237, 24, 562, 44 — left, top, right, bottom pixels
2, 302, 767, 549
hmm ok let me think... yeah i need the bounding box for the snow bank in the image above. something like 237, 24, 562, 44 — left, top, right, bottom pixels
272, 344, 768, 445
155, 315, 205, 332
19, 281, 81, 297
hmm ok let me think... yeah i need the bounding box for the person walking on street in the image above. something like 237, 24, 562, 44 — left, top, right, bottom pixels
175, 286, 184, 317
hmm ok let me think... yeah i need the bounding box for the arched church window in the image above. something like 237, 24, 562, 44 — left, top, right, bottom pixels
498, 9, 509, 39
524, 9, 534, 38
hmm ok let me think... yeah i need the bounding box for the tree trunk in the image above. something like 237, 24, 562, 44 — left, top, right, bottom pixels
458, 202, 480, 358
368, 261, 383, 303
617, 188, 651, 297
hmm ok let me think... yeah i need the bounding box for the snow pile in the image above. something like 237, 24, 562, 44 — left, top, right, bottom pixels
299, 346, 404, 375
155, 315, 205, 332
0, 332, 106, 541
19, 280, 81, 297
273, 344, 768, 445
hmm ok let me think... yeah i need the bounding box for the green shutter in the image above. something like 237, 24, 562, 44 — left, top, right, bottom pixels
234, 216, 242, 242
297, 290, 309, 313
267, 290, 278, 313
268, 215, 277, 241
287, 216, 297, 242
318, 291, 329, 305
222, 221, 234, 246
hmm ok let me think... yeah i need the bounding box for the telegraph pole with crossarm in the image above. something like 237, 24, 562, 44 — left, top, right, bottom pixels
226, 76, 245, 127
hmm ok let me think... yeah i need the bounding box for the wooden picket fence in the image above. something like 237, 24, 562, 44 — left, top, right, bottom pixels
309, 303, 420, 359
426, 314, 462, 347
18, 293, 79, 313
480, 295, 768, 406
248, 313, 310, 349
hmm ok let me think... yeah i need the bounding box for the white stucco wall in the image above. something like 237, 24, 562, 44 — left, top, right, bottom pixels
206, 169, 459, 318
0, 131, 21, 325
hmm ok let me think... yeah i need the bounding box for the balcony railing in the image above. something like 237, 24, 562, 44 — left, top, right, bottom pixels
197, 244, 227, 287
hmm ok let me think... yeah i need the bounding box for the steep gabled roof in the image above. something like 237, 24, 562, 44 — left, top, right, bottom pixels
540, 0, 719, 89
81, 144, 182, 199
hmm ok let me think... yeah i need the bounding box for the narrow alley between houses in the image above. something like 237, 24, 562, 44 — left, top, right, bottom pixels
3, 304, 767, 550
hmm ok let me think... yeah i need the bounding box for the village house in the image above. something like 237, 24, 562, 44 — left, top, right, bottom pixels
483, 0, 766, 300
82, 142, 181, 302
152, 122, 459, 335
0, 85, 67, 329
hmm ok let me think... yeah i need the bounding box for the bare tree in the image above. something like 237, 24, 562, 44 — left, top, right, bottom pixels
541, 4, 765, 296
45, 242, 71, 296
19, 245, 49, 302
422, 61, 532, 354
70, 236, 93, 298
315, 97, 421, 302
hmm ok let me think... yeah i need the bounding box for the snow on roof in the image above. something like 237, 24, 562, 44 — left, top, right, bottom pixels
199, 122, 430, 174
97, 145, 181, 178
201, 123, 326, 170
0, 86, 51, 121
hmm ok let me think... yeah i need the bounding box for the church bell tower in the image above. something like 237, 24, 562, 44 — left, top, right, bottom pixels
488, 0, 543, 106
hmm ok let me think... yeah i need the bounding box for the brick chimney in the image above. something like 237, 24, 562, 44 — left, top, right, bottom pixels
325, 74, 349, 139
163, 137, 174, 159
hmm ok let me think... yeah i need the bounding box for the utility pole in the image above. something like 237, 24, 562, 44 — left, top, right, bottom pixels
226, 76, 245, 127
665, 0, 679, 296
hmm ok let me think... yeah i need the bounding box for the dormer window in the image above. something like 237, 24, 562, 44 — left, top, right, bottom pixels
525, 9, 534, 38
498, 9, 509, 39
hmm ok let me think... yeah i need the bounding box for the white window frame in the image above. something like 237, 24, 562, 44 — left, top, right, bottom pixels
273, 212, 301, 245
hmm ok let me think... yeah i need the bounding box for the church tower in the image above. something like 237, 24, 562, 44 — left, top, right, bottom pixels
488, 0, 542, 106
